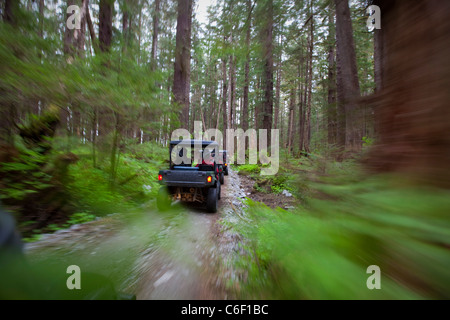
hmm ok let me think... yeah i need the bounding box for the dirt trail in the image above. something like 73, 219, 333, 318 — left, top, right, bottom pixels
24, 169, 249, 300
130, 169, 248, 299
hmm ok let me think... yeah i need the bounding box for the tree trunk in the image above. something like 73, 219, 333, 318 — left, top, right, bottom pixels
75, 0, 88, 57
334, 0, 361, 157
86, 5, 98, 54
4, 0, 18, 25
99, 0, 113, 53
64, 0, 76, 57
327, 8, 337, 147
228, 53, 235, 130
243, 0, 252, 132
137, 6, 142, 64
287, 88, 296, 153
173, 0, 192, 129
298, 48, 305, 153
151, 0, 160, 71
110, 114, 120, 188
38, 0, 45, 38
122, 0, 130, 54
367, 0, 450, 188
304, 13, 313, 155
373, 19, 384, 138
222, 58, 228, 144
261, 0, 274, 142
274, 34, 282, 130
254, 76, 260, 129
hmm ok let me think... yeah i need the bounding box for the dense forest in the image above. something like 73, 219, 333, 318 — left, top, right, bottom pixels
0, 0, 449, 300
0, 0, 377, 156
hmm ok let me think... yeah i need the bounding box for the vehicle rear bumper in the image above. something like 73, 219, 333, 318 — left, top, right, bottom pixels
161, 181, 211, 188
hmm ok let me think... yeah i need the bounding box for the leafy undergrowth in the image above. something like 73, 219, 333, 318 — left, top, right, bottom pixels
230, 159, 450, 299
16, 141, 167, 242
235, 162, 295, 196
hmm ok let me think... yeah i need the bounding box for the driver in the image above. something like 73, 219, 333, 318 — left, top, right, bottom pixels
195, 151, 219, 180
196, 150, 215, 166
202, 151, 215, 165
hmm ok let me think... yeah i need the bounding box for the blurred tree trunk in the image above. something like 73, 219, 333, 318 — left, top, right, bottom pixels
64, 0, 76, 58
242, 0, 252, 132
274, 33, 282, 130
255, 75, 262, 129
3, 0, 18, 25
334, 0, 361, 158
222, 58, 228, 144
122, 0, 130, 54
38, 0, 45, 38
63, 0, 87, 58
86, 4, 98, 54
304, 6, 314, 155
99, 0, 113, 53
75, 0, 88, 57
228, 53, 235, 130
151, 0, 160, 71
298, 47, 305, 153
327, 8, 337, 147
287, 88, 296, 153
98, 0, 117, 184
213, 65, 221, 130
173, 0, 192, 130
367, 0, 450, 188
261, 0, 274, 142
373, 16, 384, 138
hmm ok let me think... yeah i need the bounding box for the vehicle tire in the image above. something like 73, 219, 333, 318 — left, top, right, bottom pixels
157, 187, 171, 211
218, 180, 221, 200
224, 167, 229, 176
220, 172, 224, 185
206, 186, 218, 213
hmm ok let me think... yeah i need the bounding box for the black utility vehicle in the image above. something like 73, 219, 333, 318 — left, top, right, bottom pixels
220, 150, 229, 176
157, 140, 221, 213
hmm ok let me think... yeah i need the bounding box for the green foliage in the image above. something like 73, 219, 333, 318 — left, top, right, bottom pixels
270, 184, 283, 194
22, 212, 96, 243
124, 142, 167, 166
253, 183, 266, 193
67, 212, 97, 225
0, 142, 52, 202
238, 161, 295, 195
237, 164, 261, 176
231, 167, 450, 299
362, 136, 374, 147
22, 233, 43, 243
67, 159, 128, 215
66, 142, 166, 216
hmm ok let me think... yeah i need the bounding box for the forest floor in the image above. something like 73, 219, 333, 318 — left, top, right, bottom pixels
238, 173, 296, 209
24, 168, 293, 299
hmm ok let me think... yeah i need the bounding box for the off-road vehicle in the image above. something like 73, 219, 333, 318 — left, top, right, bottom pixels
157, 140, 221, 213
219, 150, 229, 176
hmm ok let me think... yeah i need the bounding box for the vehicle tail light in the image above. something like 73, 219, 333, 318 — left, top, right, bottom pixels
225, 163, 227, 166
207, 176, 212, 183
158, 174, 163, 181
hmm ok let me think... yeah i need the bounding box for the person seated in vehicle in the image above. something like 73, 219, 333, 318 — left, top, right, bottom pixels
195, 151, 219, 180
